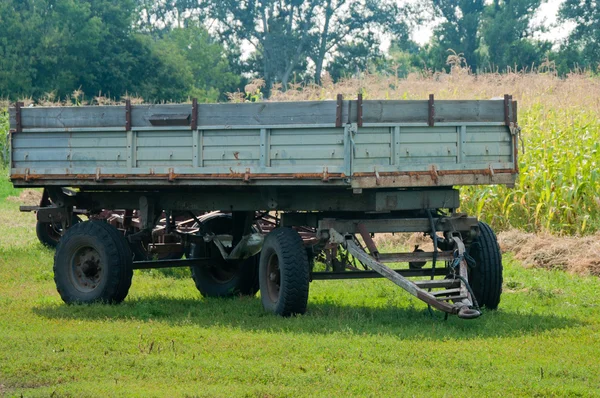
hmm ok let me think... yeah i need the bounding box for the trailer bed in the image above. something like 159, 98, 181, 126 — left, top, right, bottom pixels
9, 97, 518, 188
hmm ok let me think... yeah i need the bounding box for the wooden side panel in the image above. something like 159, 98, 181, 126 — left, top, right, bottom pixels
136, 130, 193, 167
463, 125, 513, 164
12, 131, 128, 169
361, 101, 428, 124
398, 126, 458, 165
435, 101, 506, 123
353, 127, 392, 167
70, 132, 127, 168
20, 106, 125, 128
269, 127, 345, 167
12, 100, 513, 129
202, 129, 260, 167
197, 101, 340, 126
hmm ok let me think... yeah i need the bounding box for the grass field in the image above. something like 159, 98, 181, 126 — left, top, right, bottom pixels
1, 176, 600, 397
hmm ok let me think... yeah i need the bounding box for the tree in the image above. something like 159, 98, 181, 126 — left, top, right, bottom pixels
306, 0, 413, 84
558, 0, 600, 72
0, 0, 238, 102
427, 0, 485, 71
142, 24, 240, 102
0, 0, 150, 100
479, 0, 551, 71
157, 0, 414, 94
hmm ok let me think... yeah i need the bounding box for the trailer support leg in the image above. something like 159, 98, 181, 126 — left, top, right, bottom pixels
329, 229, 481, 319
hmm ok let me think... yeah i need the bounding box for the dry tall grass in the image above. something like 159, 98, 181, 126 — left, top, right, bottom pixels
268, 69, 600, 114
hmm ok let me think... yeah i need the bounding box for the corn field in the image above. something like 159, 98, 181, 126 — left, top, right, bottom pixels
2, 69, 600, 234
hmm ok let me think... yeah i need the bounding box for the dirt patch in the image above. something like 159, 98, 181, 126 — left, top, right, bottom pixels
498, 230, 600, 276
6, 189, 42, 206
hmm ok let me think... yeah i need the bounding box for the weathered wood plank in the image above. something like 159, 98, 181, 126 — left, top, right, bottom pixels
10, 100, 514, 129
435, 100, 506, 123
361, 101, 428, 124
197, 101, 339, 126
20, 106, 125, 128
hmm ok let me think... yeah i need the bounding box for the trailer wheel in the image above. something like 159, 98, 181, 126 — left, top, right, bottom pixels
467, 221, 503, 309
54, 221, 133, 304
36, 216, 82, 248
259, 228, 310, 316
189, 214, 259, 297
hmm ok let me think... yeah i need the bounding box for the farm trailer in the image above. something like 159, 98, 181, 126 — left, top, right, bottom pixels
8, 95, 520, 319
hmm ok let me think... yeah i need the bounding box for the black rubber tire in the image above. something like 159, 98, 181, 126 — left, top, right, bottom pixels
259, 228, 310, 317
36, 216, 82, 249
54, 220, 133, 304
467, 221, 503, 310
189, 214, 259, 298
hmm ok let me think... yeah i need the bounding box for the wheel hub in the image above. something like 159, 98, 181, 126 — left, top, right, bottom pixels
71, 247, 103, 292
265, 253, 281, 302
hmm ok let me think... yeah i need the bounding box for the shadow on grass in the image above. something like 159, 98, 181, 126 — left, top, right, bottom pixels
33, 295, 585, 340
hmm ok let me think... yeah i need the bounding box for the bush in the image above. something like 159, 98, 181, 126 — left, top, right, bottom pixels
0, 107, 8, 167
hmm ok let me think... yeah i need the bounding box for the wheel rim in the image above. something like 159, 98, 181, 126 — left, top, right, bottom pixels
204, 241, 239, 284
265, 252, 281, 302
45, 222, 63, 242
70, 246, 103, 293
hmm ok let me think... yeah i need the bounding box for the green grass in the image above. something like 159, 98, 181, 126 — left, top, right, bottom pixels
1, 191, 600, 396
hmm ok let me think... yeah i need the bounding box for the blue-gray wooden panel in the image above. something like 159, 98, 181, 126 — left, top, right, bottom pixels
70, 132, 127, 168
136, 130, 193, 167
464, 126, 512, 165
201, 129, 260, 168
270, 128, 344, 167
10, 120, 515, 185
353, 127, 392, 167
398, 126, 457, 165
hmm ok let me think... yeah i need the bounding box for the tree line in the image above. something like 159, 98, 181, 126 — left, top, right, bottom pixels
0, 0, 598, 102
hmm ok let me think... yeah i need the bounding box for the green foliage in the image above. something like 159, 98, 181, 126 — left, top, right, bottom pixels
479, 0, 551, 71
423, 0, 551, 72
427, 0, 485, 71
1, 193, 600, 395
0, 0, 238, 102
0, 107, 8, 166
172, 0, 414, 91
462, 107, 600, 234
0, 0, 143, 99
559, 0, 600, 72
138, 25, 240, 102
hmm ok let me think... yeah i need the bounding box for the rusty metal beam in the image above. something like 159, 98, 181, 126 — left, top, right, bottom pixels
428, 94, 435, 127
335, 94, 343, 128
125, 99, 132, 131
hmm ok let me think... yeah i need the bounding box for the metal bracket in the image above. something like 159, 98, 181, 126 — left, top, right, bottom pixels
428, 94, 435, 127
357, 93, 363, 128
15, 102, 23, 133
335, 94, 343, 128
191, 97, 198, 130
125, 99, 132, 131
503, 94, 513, 126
